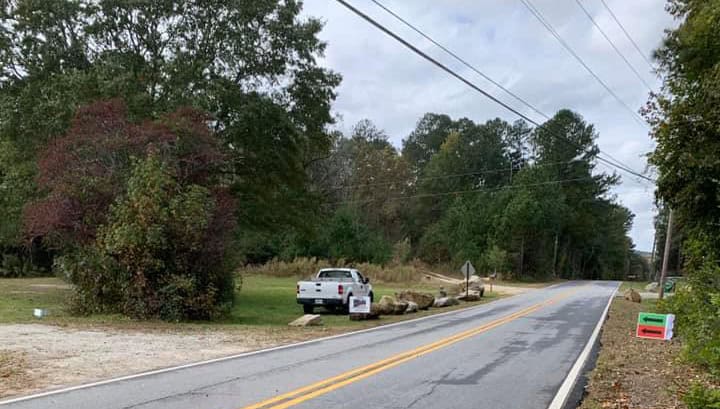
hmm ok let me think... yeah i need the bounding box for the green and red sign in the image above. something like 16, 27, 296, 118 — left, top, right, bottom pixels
636, 312, 675, 340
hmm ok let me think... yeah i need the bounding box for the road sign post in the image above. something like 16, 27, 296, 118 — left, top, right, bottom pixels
636, 312, 675, 340
460, 261, 475, 298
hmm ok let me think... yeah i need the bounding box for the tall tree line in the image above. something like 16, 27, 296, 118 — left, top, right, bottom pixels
255, 110, 637, 281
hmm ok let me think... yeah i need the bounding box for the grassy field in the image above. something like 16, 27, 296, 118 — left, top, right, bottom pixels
619, 280, 651, 292
0, 275, 502, 329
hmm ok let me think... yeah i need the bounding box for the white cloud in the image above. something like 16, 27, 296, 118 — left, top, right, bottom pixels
302, 0, 675, 251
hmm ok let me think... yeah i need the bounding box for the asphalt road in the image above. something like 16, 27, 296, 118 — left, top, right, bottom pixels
1, 281, 618, 409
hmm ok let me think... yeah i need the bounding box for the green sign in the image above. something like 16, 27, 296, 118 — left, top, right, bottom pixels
636, 312, 675, 340
637, 312, 667, 326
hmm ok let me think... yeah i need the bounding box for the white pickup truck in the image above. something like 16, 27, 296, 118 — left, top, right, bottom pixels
296, 268, 373, 314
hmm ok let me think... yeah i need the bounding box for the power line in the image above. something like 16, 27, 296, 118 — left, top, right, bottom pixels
325, 176, 597, 206
370, 0, 549, 121
326, 159, 585, 191
599, 0, 656, 71
333, 0, 655, 184
575, 0, 653, 92
518, 0, 649, 129
368, 0, 643, 184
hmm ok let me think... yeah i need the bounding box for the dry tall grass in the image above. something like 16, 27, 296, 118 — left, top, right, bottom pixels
238, 257, 435, 283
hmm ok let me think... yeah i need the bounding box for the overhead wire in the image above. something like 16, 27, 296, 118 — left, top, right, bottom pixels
333, 0, 656, 184
368, 0, 643, 184
369, 0, 549, 121
518, 0, 649, 129
324, 176, 598, 206
575, 0, 653, 92
599, 0, 657, 71
326, 159, 588, 191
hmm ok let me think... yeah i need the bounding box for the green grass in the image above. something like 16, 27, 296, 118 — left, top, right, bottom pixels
224, 274, 497, 327
0, 275, 502, 329
0, 277, 71, 324
619, 281, 651, 292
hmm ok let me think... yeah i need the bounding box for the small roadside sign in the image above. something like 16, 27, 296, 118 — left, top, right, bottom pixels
636, 312, 675, 340
349, 296, 371, 314
460, 261, 476, 278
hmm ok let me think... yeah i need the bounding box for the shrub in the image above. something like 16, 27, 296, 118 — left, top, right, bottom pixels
0, 253, 42, 277
659, 235, 720, 376
37, 100, 237, 321
93, 155, 234, 320
684, 383, 720, 409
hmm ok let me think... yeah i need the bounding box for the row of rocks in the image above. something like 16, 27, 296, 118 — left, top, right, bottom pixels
292, 286, 486, 325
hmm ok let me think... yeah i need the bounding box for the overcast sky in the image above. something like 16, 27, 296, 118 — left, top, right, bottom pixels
301, 0, 677, 252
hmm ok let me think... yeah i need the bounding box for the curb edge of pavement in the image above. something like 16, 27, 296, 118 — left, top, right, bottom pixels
547, 282, 619, 409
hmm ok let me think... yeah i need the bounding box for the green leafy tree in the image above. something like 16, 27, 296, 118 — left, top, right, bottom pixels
320, 206, 391, 265
648, 0, 720, 387
482, 245, 508, 277
0, 0, 340, 263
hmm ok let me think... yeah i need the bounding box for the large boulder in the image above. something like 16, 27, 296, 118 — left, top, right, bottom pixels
405, 301, 419, 313
397, 291, 435, 310
624, 288, 642, 303
377, 295, 396, 315
289, 314, 323, 327
458, 277, 485, 294
457, 292, 481, 302
393, 300, 409, 315
433, 296, 460, 308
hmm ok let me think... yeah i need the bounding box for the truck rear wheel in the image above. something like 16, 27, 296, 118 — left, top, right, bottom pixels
303, 305, 314, 314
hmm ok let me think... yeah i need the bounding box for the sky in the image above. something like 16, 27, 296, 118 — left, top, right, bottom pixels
301, 0, 677, 252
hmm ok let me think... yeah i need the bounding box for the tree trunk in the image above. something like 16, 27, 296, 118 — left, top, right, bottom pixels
519, 236, 525, 279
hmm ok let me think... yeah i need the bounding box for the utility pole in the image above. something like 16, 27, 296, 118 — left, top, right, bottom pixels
650, 232, 657, 281
659, 209, 675, 300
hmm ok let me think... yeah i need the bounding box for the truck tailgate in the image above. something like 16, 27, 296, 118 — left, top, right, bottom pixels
297, 281, 342, 300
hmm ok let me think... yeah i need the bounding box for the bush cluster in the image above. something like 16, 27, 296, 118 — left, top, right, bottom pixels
30, 101, 237, 320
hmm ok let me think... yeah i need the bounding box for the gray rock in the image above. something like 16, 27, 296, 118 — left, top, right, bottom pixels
393, 300, 409, 315
405, 301, 419, 313
457, 292, 481, 302
288, 314, 322, 327
624, 289, 642, 303
396, 290, 435, 310
377, 295, 396, 315
458, 278, 485, 294
433, 296, 460, 308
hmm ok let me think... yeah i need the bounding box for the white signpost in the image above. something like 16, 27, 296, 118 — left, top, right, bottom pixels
460, 261, 476, 297
349, 296, 371, 314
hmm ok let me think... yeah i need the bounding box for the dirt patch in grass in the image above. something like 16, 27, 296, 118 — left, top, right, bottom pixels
0, 350, 34, 398
579, 298, 717, 409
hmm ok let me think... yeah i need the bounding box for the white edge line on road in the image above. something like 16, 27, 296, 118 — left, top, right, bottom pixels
547, 282, 619, 409
0, 284, 553, 406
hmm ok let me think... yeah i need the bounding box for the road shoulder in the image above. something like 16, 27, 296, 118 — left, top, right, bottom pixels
577, 297, 717, 409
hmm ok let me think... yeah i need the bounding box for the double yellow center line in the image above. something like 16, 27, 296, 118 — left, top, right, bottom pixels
241, 287, 580, 409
